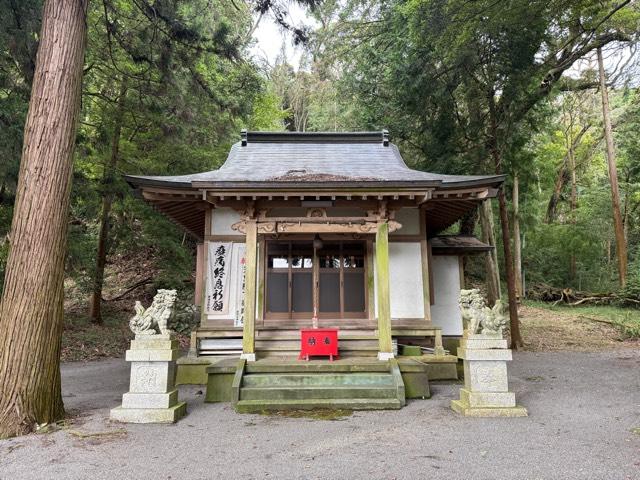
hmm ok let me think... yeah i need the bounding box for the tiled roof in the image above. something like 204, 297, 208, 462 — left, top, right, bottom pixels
430, 235, 493, 254
125, 131, 504, 190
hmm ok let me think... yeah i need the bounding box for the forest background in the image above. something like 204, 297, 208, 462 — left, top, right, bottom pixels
1, 0, 639, 344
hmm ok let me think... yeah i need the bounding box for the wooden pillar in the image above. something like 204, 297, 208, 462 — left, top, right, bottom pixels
195, 207, 212, 357
257, 237, 266, 328
241, 219, 257, 361
375, 221, 393, 360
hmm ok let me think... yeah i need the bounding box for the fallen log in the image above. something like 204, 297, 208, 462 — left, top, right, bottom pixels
527, 283, 639, 307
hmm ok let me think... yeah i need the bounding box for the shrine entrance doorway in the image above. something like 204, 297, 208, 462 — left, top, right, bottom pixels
264, 239, 368, 328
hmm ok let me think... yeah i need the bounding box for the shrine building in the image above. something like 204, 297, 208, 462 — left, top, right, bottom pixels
125, 130, 504, 412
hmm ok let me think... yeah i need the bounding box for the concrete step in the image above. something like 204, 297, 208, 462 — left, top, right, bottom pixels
235, 398, 403, 413
242, 372, 395, 387
240, 385, 398, 400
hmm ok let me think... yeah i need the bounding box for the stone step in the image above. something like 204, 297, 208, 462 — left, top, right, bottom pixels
235, 398, 403, 413
242, 372, 395, 387
244, 361, 389, 374
240, 385, 398, 401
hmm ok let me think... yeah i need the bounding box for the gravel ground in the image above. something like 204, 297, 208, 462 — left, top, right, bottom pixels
1, 350, 639, 480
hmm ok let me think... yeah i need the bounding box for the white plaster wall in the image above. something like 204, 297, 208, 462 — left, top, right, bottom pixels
373, 242, 424, 319
391, 208, 421, 236
211, 207, 241, 235
430, 255, 463, 335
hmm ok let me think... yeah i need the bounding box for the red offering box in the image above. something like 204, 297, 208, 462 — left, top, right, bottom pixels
299, 329, 339, 361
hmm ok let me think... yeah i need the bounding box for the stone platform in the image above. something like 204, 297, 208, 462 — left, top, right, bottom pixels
111, 335, 186, 423
451, 333, 527, 417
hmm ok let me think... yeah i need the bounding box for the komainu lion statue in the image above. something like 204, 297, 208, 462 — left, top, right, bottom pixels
129, 289, 178, 335
459, 288, 506, 335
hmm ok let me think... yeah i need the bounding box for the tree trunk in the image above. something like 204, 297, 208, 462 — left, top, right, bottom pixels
568, 131, 577, 283
496, 182, 522, 349
0, 0, 88, 439
479, 199, 501, 306
488, 93, 522, 349
512, 173, 523, 299
89, 79, 128, 324
597, 47, 627, 286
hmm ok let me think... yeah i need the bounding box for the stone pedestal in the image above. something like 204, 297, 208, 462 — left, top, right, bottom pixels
451, 333, 527, 417
111, 335, 186, 423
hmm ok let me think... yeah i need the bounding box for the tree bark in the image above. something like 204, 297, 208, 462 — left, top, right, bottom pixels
568, 129, 577, 283
488, 93, 522, 349
597, 47, 627, 286
479, 199, 501, 307
512, 173, 523, 299
89, 79, 128, 324
0, 0, 88, 439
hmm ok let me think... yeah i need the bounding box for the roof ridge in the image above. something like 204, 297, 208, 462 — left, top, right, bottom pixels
242, 130, 389, 145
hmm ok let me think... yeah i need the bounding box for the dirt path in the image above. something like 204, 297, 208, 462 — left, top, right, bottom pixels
519, 305, 638, 351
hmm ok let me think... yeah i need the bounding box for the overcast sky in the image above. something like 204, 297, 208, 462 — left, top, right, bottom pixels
250, 5, 312, 67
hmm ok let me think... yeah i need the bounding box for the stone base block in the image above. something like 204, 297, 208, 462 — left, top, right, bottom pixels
401, 371, 430, 399
459, 388, 515, 408
457, 348, 512, 361
377, 351, 394, 361
130, 336, 178, 350
460, 338, 508, 350
176, 356, 212, 385
129, 361, 176, 393
240, 353, 256, 362
125, 349, 180, 362
110, 402, 186, 424
450, 399, 527, 417
464, 360, 509, 392
122, 389, 178, 409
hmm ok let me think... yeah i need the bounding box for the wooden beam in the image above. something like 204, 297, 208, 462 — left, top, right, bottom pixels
375, 221, 393, 359
241, 219, 258, 361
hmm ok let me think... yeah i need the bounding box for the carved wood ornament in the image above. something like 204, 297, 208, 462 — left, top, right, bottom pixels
230, 199, 403, 235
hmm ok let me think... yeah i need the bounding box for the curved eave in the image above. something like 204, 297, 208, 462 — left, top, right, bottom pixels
125, 175, 506, 192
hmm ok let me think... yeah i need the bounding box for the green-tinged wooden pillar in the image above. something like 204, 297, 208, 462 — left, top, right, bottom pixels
376, 221, 394, 360
241, 220, 257, 361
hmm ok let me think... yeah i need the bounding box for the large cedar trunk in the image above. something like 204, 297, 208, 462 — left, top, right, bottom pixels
0, 0, 88, 438
597, 48, 628, 286
89, 80, 128, 324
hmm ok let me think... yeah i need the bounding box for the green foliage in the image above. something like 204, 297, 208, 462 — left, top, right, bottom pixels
248, 89, 289, 130
0, 0, 290, 304
621, 252, 640, 300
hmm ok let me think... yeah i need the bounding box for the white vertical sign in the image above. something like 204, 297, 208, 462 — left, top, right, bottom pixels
206, 242, 232, 314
